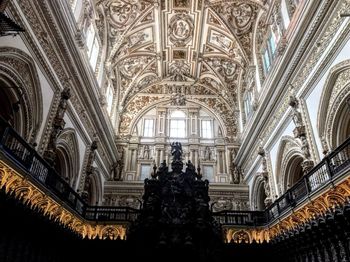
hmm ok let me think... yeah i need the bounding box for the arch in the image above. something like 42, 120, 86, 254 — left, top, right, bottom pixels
318, 60, 350, 149
275, 136, 304, 194
56, 129, 80, 188
126, 99, 229, 139
251, 174, 266, 211
0, 47, 43, 143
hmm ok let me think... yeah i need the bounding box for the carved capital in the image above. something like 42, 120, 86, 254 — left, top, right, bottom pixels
301, 159, 314, 174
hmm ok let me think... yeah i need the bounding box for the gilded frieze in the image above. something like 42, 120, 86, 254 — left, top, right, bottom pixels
0, 161, 126, 240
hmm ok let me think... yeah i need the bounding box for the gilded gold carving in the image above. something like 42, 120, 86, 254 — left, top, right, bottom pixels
0, 161, 126, 240
225, 174, 350, 243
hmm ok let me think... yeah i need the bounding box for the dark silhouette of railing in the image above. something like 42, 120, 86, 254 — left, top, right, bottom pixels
212, 136, 350, 225
0, 117, 139, 223
0, 116, 349, 226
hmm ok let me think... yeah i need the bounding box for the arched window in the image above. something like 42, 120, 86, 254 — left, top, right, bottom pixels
170, 110, 186, 138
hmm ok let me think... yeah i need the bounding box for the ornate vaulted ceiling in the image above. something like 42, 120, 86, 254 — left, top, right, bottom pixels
95, 0, 267, 141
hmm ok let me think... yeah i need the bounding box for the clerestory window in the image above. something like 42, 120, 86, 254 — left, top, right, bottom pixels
170, 110, 186, 138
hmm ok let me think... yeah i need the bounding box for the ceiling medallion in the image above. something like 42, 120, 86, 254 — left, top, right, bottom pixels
169, 13, 194, 46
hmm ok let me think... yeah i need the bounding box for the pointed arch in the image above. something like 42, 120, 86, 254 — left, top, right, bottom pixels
275, 136, 304, 194
251, 173, 266, 211
87, 169, 103, 205
56, 128, 80, 188
0, 47, 43, 142
318, 60, 350, 149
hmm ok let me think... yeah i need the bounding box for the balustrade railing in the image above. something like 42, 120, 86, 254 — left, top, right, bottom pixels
0, 117, 139, 222
0, 117, 349, 227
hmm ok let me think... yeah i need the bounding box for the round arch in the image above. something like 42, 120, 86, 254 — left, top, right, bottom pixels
126, 99, 230, 139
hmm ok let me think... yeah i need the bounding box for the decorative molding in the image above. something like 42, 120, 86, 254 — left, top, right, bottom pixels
0, 160, 126, 240
225, 175, 350, 243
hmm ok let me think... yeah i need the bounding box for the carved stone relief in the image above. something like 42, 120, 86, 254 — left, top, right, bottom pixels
168, 13, 194, 46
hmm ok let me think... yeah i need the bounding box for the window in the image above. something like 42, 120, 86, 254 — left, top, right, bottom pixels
268, 34, 276, 56
143, 119, 154, 137
85, 23, 100, 70
201, 120, 213, 138
263, 49, 271, 73
244, 91, 253, 118
170, 111, 186, 138
140, 164, 151, 180
281, 0, 291, 29
203, 165, 214, 182
106, 85, 113, 115
89, 38, 99, 69
170, 119, 186, 138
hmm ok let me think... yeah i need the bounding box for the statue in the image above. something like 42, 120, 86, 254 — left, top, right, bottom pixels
231, 149, 237, 163
142, 144, 150, 159
289, 95, 303, 127
171, 142, 183, 161
112, 147, 124, 181
185, 160, 196, 176
231, 164, 240, 184
203, 146, 211, 161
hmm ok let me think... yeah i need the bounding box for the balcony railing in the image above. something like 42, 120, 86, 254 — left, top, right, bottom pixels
213, 136, 350, 225
0, 117, 139, 223
0, 117, 349, 226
